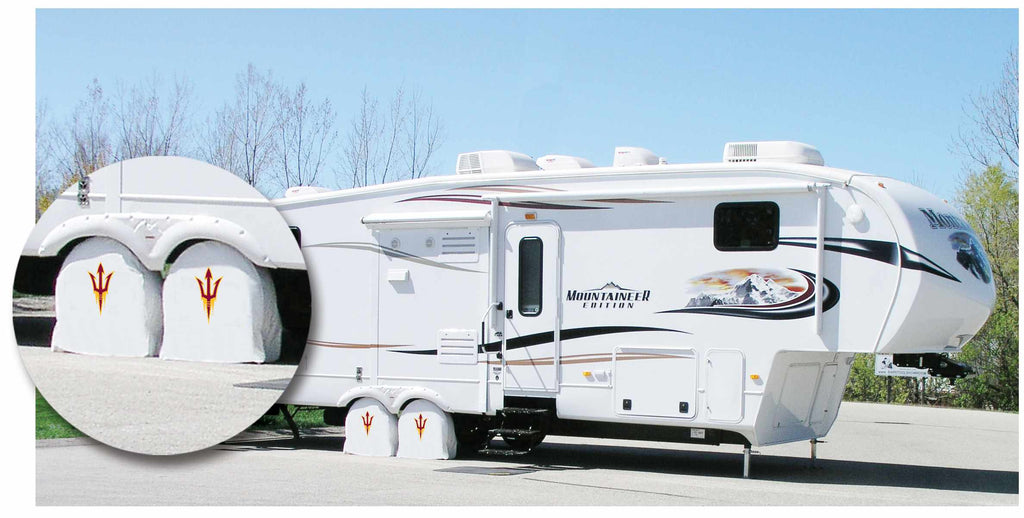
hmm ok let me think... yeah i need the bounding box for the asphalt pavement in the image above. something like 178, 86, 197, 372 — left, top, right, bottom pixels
22, 346, 296, 455
35, 401, 1018, 505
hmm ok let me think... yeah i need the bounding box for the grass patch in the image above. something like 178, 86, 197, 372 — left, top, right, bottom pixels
248, 405, 326, 431
36, 390, 85, 440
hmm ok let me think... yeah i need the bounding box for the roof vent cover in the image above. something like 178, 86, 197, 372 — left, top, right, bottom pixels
612, 147, 661, 167
536, 154, 596, 171
723, 141, 824, 166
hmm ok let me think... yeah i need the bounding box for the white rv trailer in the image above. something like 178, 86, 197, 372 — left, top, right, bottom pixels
15, 157, 311, 361
273, 141, 994, 469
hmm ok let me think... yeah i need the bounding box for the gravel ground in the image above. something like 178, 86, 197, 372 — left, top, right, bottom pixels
21, 346, 295, 455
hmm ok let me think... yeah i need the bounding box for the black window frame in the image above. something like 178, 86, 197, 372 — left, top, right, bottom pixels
518, 237, 543, 317
713, 201, 780, 252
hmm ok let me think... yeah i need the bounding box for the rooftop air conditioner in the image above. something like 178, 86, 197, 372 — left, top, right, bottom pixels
456, 150, 540, 175
723, 141, 824, 166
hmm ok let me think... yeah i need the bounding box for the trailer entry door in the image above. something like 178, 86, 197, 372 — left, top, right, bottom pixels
503, 223, 561, 396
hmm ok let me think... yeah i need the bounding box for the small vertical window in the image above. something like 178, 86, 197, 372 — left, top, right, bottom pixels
714, 202, 780, 251
518, 237, 543, 316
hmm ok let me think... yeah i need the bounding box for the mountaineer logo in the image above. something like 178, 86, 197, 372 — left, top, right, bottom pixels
566, 282, 651, 309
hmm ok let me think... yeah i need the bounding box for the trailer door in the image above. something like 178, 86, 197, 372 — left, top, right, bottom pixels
503, 223, 561, 396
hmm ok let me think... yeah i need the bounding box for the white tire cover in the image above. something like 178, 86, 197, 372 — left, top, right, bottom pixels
52, 237, 162, 357
397, 399, 457, 460
344, 398, 398, 457
160, 241, 282, 363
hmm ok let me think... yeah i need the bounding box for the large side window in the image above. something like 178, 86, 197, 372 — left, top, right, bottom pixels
714, 201, 780, 251
518, 237, 543, 316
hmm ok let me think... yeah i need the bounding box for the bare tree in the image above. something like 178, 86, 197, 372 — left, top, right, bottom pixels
342, 87, 382, 188
114, 74, 194, 159
954, 48, 1019, 181
404, 88, 444, 180
35, 100, 57, 218
50, 78, 112, 188
202, 64, 281, 192
341, 84, 444, 187
277, 83, 338, 189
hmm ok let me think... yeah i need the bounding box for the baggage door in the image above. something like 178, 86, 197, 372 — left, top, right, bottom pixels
502, 223, 561, 396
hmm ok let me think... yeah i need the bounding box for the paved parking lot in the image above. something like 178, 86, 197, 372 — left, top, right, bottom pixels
36, 401, 1018, 505
22, 346, 295, 455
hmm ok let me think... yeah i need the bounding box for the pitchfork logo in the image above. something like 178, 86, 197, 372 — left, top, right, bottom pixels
88, 263, 113, 314
414, 414, 428, 439
195, 268, 223, 322
361, 411, 374, 435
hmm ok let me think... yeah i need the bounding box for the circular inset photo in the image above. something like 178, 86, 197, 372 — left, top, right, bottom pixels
13, 156, 311, 455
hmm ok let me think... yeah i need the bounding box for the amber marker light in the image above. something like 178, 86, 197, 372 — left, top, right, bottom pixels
524, 212, 537, 220
750, 374, 760, 380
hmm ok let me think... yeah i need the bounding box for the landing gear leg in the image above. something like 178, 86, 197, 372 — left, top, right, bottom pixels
743, 444, 752, 479
282, 405, 300, 440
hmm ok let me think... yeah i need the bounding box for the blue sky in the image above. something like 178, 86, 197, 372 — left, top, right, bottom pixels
36, 9, 1018, 199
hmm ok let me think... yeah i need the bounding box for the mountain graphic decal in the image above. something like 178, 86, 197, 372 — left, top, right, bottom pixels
686, 273, 799, 307
660, 268, 839, 320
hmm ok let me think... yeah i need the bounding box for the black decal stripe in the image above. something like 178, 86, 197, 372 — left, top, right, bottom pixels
391, 326, 689, 356
900, 247, 961, 283
778, 237, 899, 265
779, 236, 960, 282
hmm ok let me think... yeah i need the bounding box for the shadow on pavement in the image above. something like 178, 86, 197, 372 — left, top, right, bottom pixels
227, 431, 1018, 496
511, 442, 1019, 495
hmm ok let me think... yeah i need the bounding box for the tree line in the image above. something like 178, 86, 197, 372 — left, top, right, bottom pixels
845, 49, 1018, 412
35, 63, 444, 216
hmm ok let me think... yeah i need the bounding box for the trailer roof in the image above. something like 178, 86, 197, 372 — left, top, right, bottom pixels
272, 160, 869, 208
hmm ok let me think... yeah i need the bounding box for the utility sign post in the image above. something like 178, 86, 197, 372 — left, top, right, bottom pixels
875, 354, 929, 377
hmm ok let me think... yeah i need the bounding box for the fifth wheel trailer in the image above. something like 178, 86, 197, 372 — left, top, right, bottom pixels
274, 141, 994, 470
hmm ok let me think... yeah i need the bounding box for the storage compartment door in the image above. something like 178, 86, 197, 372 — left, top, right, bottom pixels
705, 349, 744, 423
613, 347, 697, 419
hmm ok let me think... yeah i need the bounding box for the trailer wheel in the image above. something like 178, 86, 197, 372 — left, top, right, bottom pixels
160, 241, 282, 363
51, 237, 163, 357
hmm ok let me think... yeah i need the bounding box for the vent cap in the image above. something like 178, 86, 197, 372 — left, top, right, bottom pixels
536, 154, 596, 171
613, 147, 661, 167
723, 141, 824, 166
284, 185, 331, 197
456, 150, 540, 175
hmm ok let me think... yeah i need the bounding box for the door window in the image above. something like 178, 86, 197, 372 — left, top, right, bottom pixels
518, 237, 543, 316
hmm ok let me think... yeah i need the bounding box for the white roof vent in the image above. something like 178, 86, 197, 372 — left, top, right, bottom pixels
536, 154, 596, 171
284, 185, 331, 197
613, 147, 661, 167
723, 141, 824, 166
456, 150, 540, 175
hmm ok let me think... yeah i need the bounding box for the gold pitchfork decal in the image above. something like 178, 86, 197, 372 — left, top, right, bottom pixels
361, 411, 374, 436
195, 268, 223, 322
88, 263, 113, 314
414, 414, 428, 439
